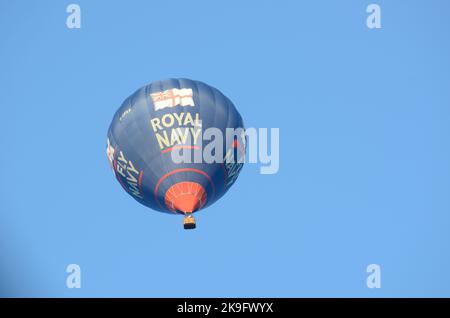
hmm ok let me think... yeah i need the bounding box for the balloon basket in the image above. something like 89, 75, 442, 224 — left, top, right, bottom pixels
183, 216, 196, 230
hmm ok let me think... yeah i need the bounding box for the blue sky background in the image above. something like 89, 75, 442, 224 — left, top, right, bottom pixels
1, 0, 450, 297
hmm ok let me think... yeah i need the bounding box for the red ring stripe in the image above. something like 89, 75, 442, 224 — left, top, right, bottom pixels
161, 145, 200, 154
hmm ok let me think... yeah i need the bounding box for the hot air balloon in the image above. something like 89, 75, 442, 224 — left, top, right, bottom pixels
107, 78, 245, 229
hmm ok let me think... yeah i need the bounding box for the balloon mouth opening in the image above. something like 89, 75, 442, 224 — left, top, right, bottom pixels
164, 182, 207, 213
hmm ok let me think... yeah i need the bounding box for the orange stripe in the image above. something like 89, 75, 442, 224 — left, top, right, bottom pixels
138, 171, 144, 194
154, 168, 216, 211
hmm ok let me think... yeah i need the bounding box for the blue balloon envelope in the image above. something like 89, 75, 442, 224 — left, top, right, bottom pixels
107, 78, 245, 229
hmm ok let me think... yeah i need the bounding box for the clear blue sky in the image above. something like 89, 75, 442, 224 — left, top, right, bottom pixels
1, 0, 450, 297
